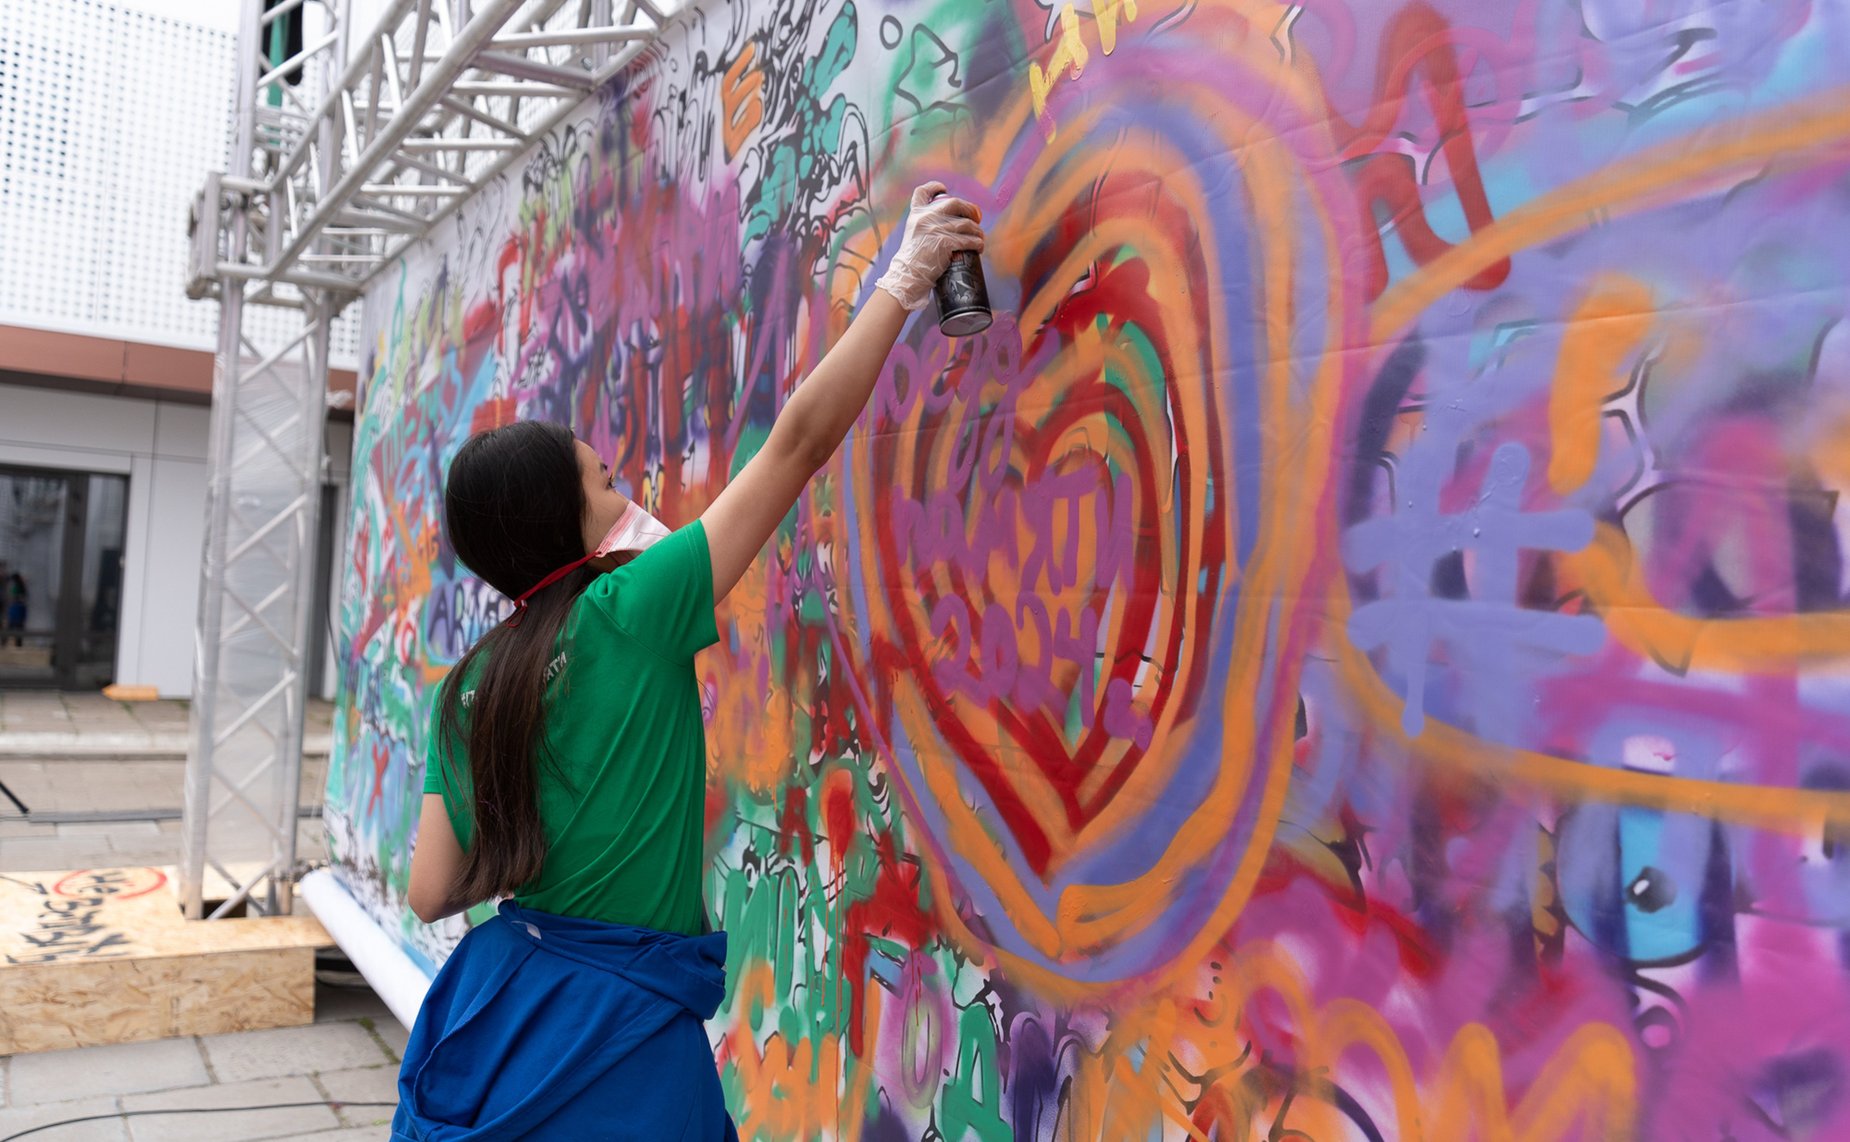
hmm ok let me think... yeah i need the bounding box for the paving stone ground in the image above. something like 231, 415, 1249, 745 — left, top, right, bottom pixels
0, 694, 332, 742
0, 694, 334, 871
0, 977, 406, 1140
0, 693, 334, 759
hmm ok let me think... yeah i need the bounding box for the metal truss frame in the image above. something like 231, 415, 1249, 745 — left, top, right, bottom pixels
188, 0, 679, 302
183, 0, 676, 920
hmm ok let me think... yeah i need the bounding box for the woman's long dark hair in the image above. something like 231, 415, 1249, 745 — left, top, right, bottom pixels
434, 420, 592, 905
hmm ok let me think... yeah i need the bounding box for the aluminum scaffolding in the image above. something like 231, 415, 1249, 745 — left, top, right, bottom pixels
183, 0, 678, 920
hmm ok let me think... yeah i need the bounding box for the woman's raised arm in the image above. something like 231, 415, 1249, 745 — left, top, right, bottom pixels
700, 181, 984, 602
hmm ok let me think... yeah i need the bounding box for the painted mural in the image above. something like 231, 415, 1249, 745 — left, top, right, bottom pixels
329, 0, 1850, 1136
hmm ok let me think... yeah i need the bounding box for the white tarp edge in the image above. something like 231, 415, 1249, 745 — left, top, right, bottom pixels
299, 867, 432, 1034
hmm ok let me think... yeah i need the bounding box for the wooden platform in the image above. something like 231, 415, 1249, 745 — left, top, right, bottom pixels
0, 866, 333, 1054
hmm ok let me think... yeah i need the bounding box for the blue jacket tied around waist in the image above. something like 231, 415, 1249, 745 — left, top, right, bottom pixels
392, 900, 739, 1141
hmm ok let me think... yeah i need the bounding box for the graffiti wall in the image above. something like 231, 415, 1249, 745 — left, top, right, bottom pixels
330, 0, 1850, 1135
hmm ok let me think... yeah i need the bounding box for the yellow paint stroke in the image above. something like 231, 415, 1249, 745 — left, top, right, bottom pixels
1028, 5, 1089, 136
1096, 0, 1141, 54
1548, 274, 1655, 494
1027, 0, 1144, 136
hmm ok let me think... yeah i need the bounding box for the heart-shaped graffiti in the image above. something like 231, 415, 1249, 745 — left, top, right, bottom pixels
832, 25, 1360, 987
867, 288, 1216, 879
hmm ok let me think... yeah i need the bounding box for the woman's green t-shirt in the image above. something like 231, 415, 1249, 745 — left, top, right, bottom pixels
423, 520, 720, 935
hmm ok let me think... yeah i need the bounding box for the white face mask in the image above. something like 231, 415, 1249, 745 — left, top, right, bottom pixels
593, 501, 672, 558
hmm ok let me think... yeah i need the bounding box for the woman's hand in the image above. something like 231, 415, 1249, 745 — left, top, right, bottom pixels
874, 181, 987, 311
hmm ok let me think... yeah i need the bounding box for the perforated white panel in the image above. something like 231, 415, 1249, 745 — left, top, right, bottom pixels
0, 0, 358, 365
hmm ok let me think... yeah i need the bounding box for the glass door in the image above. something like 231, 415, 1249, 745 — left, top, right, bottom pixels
0, 469, 66, 686
75, 474, 128, 688
0, 465, 129, 689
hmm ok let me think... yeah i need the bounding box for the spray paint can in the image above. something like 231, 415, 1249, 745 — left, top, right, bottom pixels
934, 250, 992, 337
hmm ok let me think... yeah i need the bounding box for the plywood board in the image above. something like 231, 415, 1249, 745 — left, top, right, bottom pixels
0, 867, 330, 1054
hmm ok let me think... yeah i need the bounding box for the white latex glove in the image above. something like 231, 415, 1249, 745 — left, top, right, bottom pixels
874, 181, 987, 311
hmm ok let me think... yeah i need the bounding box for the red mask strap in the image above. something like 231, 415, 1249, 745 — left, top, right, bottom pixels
505, 553, 596, 627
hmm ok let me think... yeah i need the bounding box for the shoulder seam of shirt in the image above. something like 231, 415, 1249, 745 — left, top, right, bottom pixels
576, 590, 697, 668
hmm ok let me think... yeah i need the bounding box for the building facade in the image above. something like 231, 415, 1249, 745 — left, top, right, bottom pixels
0, 0, 358, 695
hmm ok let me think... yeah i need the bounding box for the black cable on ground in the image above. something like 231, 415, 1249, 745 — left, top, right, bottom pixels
0, 1099, 400, 1140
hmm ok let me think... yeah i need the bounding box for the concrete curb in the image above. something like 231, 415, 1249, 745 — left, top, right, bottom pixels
0, 735, 334, 760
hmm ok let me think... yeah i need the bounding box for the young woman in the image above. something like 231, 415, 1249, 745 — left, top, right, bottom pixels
392, 182, 984, 1140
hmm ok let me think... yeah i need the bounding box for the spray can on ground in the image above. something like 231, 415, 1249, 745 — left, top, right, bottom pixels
934, 250, 992, 337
